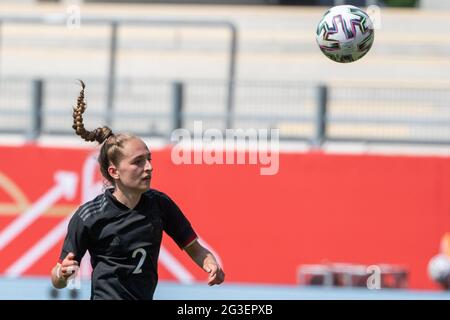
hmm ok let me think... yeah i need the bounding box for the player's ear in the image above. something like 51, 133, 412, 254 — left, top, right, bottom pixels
108, 165, 119, 180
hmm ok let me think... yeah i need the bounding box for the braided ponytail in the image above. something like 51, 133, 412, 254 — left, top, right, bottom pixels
72, 80, 136, 185
72, 80, 113, 144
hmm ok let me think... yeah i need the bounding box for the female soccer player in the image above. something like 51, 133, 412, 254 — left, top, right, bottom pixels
50, 81, 225, 299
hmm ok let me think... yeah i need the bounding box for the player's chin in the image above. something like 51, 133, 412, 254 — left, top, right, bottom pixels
137, 181, 151, 192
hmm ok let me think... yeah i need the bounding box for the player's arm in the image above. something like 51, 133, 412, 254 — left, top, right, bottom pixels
52, 210, 88, 289
157, 192, 224, 285
51, 252, 79, 289
184, 239, 225, 286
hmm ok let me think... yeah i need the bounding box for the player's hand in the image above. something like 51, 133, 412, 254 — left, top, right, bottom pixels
204, 262, 225, 286
58, 252, 79, 280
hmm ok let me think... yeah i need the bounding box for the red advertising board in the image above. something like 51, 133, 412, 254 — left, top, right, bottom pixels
0, 144, 449, 290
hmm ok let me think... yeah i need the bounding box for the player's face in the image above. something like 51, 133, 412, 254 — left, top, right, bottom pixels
115, 138, 152, 193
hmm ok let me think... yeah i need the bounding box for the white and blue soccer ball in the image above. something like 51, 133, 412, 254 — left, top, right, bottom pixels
316, 5, 375, 63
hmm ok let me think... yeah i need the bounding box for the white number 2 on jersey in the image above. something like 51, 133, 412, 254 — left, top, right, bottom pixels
132, 248, 147, 274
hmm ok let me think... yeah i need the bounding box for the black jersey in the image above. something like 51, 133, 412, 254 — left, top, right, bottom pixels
59, 188, 197, 300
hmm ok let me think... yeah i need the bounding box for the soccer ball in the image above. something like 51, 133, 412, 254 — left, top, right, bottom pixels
428, 254, 450, 282
316, 5, 375, 63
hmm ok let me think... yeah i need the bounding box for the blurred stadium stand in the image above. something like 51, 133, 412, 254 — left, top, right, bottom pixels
0, 3, 448, 145
35, 1, 417, 8
0, 0, 438, 8
1, 77, 449, 144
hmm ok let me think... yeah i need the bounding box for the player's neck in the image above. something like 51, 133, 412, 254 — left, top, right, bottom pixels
112, 187, 142, 210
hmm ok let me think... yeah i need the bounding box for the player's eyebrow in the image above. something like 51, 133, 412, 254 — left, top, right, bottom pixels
131, 152, 151, 161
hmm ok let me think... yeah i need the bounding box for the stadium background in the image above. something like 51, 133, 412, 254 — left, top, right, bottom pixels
0, 0, 449, 299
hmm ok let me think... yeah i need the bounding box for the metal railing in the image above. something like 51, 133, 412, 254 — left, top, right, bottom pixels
0, 14, 238, 128
1, 77, 449, 145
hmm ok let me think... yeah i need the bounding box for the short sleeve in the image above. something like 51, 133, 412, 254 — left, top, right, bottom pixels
158, 193, 197, 249
59, 212, 89, 263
